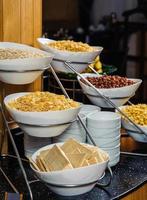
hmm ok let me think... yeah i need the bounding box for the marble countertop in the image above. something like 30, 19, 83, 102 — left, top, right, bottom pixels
0, 152, 147, 200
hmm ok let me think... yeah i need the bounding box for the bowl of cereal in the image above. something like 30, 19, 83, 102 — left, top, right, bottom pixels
0, 42, 53, 84
4, 92, 81, 137
77, 73, 142, 108
119, 105, 147, 138
30, 139, 109, 196
37, 38, 103, 73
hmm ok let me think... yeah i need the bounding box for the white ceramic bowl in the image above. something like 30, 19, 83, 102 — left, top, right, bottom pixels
126, 130, 147, 143
77, 73, 142, 108
37, 38, 103, 73
87, 111, 121, 129
0, 42, 53, 71
118, 106, 147, 135
4, 92, 81, 126
19, 122, 70, 138
31, 143, 109, 196
0, 42, 53, 84
86, 94, 132, 108
0, 70, 44, 85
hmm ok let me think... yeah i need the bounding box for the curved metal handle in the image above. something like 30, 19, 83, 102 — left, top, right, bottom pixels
53, 58, 93, 65
28, 169, 112, 188
0, 65, 50, 72
96, 166, 113, 187
17, 119, 76, 127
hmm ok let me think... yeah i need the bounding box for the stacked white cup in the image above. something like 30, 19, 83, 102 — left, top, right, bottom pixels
79, 104, 101, 116
53, 104, 101, 143
87, 111, 121, 167
53, 113, 87, 143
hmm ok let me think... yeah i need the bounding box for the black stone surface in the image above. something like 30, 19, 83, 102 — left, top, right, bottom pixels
0, 154, 147, 200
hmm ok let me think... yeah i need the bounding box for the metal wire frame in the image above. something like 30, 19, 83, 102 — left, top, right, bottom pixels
50, 66, 113, 187
16, 119, 76, 127
0, 61, 146, 196
53, 58, 93, 65
84, 63, 147, 146
0, 167, 19, 193
0, 66, 50, 73
64, 61, 147, 136
0, 104, 33, 200
0, 64, 113, 200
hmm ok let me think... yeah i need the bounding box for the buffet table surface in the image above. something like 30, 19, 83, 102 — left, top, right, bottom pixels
0, 131, 147, 200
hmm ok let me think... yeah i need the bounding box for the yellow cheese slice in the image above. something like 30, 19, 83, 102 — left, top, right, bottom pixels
66, 153, 86, 168
88, 156, 98, 165
61, 139, 93, 158
42, 145, 73, 171
81, 159, 89, 167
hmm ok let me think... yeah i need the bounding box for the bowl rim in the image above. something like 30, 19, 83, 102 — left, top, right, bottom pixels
31, 142, 109, 174
4, 92, 81, 114
87, 111, 121, 121
0, 66, 49, 73
126, 130, 147, 143
127, 130, 147, 136
77, 73, 142, 91
37, 37, 103, 55
0, 45, 53, 63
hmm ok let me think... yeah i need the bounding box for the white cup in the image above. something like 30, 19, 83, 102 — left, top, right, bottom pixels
87, 111, 121, 129
88, 134, 120, 148
108, 153, 120, 167
80, 104, 101, 116
53, 114, 86, 143
53, 133, 86, 143
101, 144, 120, 162
24, 134, 52, 158
86, 112, 121, 166
87, 125, 121, 138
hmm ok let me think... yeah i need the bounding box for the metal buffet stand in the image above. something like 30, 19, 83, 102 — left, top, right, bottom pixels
0, 60, 147, 200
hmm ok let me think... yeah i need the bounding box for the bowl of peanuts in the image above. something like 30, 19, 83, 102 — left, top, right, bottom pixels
77, 73, 142, 108
119, 105, 147, 142
37, 38, 103, 73
0, 42, 53, 84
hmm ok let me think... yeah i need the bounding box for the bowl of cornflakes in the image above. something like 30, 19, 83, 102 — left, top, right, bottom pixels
119, 105, 147, 142
4, 92, 81, 137
30, 139, 109, 196
37, 38, 103, 73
